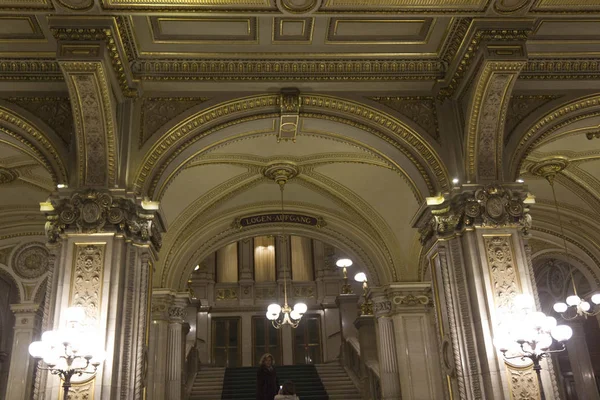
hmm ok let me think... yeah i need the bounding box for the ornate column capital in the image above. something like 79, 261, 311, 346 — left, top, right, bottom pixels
151, 290, 190, 323
412, 183, 535, 245
42, 189, 163, 250
370, 283, 433, 317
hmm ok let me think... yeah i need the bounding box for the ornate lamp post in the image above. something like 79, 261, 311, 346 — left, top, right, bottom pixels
28, 306, 105, 399
337, 258, 353, 294
354, 272, 372, 315
495, 294, 572, 400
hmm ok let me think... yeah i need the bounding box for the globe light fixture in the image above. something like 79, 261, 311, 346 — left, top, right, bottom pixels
264, 166, 306, 329
337, 258, 353, 294
542, 172, 600, 319
354, 272, 372, 315
495, 294, 572, 400
29, 306, 105, 399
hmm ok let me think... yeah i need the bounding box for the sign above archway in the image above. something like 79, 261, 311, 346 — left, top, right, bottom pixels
233, 213, 326, 229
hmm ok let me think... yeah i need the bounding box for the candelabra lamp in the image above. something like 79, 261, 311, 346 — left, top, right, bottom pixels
495, 295, 572, 400
337, 258, 353, 294
28, 307, 105, 399
354, 272, 373, 315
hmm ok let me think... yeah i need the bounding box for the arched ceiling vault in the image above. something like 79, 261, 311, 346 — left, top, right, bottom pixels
147, 94, 448, 289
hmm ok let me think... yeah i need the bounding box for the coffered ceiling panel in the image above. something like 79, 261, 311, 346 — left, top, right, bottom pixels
129, 15, 452, 58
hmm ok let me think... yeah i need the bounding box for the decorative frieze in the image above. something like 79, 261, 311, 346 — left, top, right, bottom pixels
11, 242, 48, 280
414, 184, 534, 245
43, 190, 161, 249
71, 244, 105, 329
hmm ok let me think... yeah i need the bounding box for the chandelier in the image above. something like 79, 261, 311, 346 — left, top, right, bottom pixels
495, 294, 572, 400
539, 172, 600, 319
265, 164, 307, 329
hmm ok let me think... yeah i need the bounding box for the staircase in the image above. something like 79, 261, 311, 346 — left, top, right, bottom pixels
189, 367, 226, 400
221, 364, 329, 400
315, 363, 361, 400
216, 363, 361, 400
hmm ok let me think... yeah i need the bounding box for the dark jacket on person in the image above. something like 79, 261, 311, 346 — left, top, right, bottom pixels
256, 365, 279, 400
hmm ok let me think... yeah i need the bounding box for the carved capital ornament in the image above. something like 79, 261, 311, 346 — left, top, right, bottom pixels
414, 184, 534, 244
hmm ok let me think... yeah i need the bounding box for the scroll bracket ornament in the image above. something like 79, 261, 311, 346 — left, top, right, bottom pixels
42, 190, 163, 250
412, 183, 535, 245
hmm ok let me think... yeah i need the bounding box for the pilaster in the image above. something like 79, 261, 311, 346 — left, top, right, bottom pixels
167, 294, 190, 400
5, 303, 42, 400
371, 289, 401, 400
413, 183, 557, 400
354, 315, 378, 400
39, 190, 162, 400
386, 283, 444, 400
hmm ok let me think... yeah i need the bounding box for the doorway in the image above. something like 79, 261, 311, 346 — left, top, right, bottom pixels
252, 317, 282, 366
293, 315, 322, 364
212, 317, 241, 367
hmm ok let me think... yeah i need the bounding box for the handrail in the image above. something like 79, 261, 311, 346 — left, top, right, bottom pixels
183, 344, 199, 400
341, 337, 381, 400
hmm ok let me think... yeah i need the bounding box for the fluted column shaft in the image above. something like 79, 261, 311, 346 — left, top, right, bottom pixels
167, 321, 183, 398
373, 309, 401, 400
566, 322, 600, 400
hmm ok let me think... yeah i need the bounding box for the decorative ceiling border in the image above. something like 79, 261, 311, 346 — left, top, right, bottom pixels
131, 58, 444, 81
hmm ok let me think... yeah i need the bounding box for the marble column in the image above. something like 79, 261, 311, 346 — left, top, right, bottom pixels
371, 291, 401, 400
5, 303, 41, 400
413, 184, 559, 400
566, 322, 600, 400
40, 190, 161, 400
387, 283, 444, 400
167, 294, 190, 400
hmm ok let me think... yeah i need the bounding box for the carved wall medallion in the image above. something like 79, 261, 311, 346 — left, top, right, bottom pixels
216, 288, 237, 301
0, 167, 17, 184
11, 243, 48, 280
293, 286, 314, 298
277, 0, 320, 14
506, 364, 540, 399
528, 157, 569, 180
71, 244, 105, 328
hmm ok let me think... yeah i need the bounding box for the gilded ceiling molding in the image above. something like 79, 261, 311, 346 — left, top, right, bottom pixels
439, 27, 530, 98
0, 59, 62, 81
132, 59, 444, 82
0, 0, 52, 10
520, 59, 600, 80
134, 94, 449, 198
60, 61, 118, 187
464, 59, 525, 182
55, 0, 94, 10
51, 24, 137, 97
508, 94, 600, 179
0, 108, 68, 185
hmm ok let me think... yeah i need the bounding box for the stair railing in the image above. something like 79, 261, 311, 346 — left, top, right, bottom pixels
342, 337, 381, 400
183, 344, 200, 400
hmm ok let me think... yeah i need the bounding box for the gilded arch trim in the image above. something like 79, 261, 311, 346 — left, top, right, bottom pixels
133, 94, 449, 198
508, 94, 600, 179
0, 107, 68, 185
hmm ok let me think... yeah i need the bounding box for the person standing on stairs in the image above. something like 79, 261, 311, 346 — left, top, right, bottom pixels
257, 353, 280, 400
275, 381, 300, 400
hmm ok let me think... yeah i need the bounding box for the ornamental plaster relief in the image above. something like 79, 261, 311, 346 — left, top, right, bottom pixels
59, 62, 118, 187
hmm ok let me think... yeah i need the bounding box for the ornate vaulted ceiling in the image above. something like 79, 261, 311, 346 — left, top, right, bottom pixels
1, 0, 600, 289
